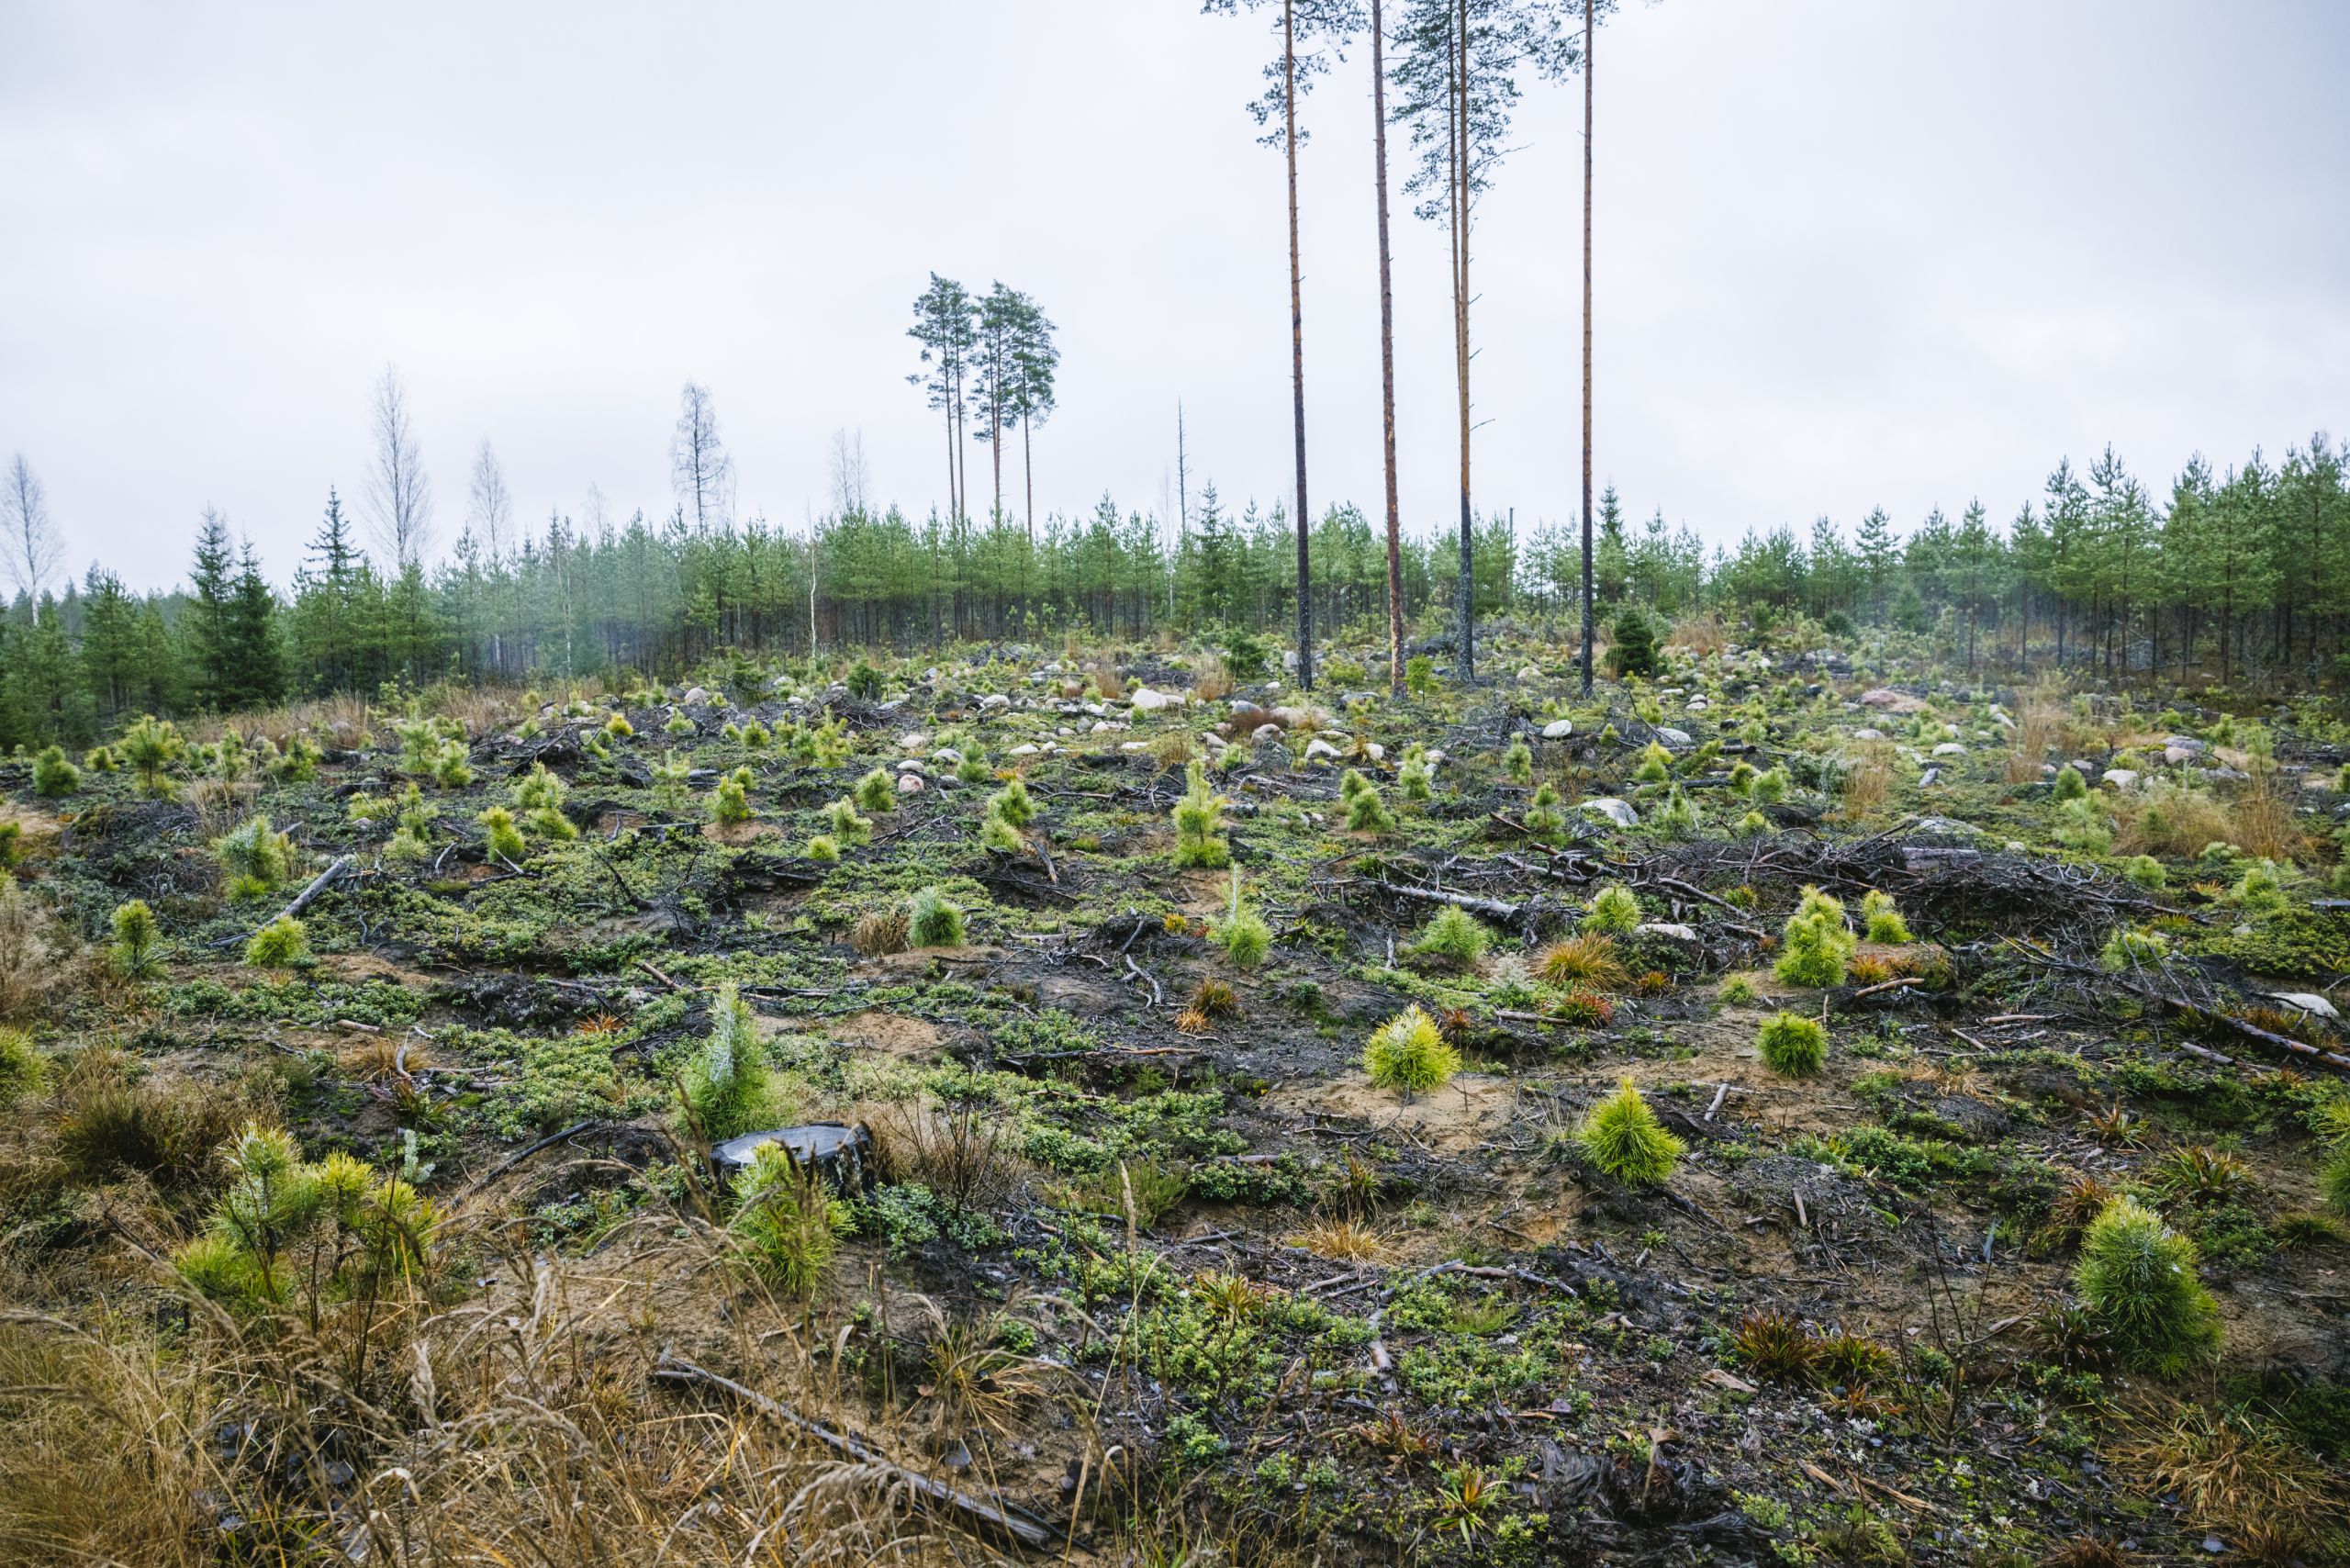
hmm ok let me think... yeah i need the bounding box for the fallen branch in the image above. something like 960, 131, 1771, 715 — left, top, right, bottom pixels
462, 1119, 625, 1197
1371, 879, 1528, 924
652, 1350, 1059, 1552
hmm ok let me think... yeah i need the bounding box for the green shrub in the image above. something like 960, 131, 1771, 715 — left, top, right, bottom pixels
1774, 886, 1855, 988
1408, 906, 1491, 971
991, 776, 1036, 827
111, 899, 162, 977
2074, 1195, 2222, 1378
1398, 745, 1434, 801
956, 754, 992, 786
979, 809, 1023, 852
118, 715, 185, 799
243, 916, 310, 969
729, 1143, 847, 1296
1172, 762, 1230, 869
1575, 1079, 1684, 1184
845, 659, 886, 700
1653, 787, 1699, 840
1502, 735, 1534, 785
2322, 1148, 2350, 1217
1404, 655, 1436, 697
30, 745, 78, 798
2052, 765, 2088, 802
215, 817, 294, 895
1606, 608, 1659, 678
478, 805, 527, 863
681, 981, 778, 1141
907, 886, 967, 947
1757, 1012, 1828, 1076
1748, 766, 1791, 805
0, 1026, 42, 1101
2099, 926, 2168, 971
2052, 794, 2114, 854
1860, 889, 1912, 945
805, 834, 841, 863
711, 772, 753, 825
1582, 884, 1642, 935
1363, 1006, 1460, 1101
1718, 974, 1759, 1005
854, 767, 898, 812
822, 797, 872, 846
1218, 871, 1273, 970
2122, 855, 2167, 890
514, 762, 568, 812
1345, 778, 1395, 833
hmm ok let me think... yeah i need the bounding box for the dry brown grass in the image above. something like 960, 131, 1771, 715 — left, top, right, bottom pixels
185, 777, 260, 843
2230, 769, 2304, 863
0, 1220, 1078, 1567
1841, 741, 1895, 818
431, 682, 532, 739
1191, 654, 1232, 702
2116, 779, 2235, 858
2118, 1405, 2348, 1564
2007, 688, 2066, 785
1283, 1216, 1394, 1263
1091, 663, 1125, 700
0, 877, 61, 1024
1535, 935, 1629, 991
1668, 612, 1733, 657
850, 908, 911, 958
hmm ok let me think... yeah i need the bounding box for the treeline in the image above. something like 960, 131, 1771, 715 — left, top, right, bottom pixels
0, 434, 2339, 749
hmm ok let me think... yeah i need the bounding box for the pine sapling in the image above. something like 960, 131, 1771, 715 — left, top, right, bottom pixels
1575, 1079, 1684, 1185
1363, 1005, 1460, 1102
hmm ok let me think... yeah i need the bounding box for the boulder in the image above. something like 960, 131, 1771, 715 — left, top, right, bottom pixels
1655, 727, 1694, 747
1860, 689, 1901, 708
1130, 687, 1175, 713
1931, 742, 1967, 758
711, 1123, 878, 1193
1853, 728, 1885, 742
1517, 666, 1543, 682
1582, 797, 1639, 828
2099, 768, 2139, 791
896, 773, 924, 795
978, 693, 1011, 711
2164, 745, 2196, 766
897, 733, 930, 751
1008, 743, 1040, 757
681, 686, 710, 706
1252, 723, 1286, 744
1541, 719, 1575, 740
2164, 734, 2207, 754
1303, 737, 1341, 764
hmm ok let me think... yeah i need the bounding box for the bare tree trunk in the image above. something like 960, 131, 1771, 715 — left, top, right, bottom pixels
1024, 412, 1035, 543
1372, 0, 1404, 698
1450, 0, 1475, 684
1284, 0, 1315, 692
1578, 0, 1596, 696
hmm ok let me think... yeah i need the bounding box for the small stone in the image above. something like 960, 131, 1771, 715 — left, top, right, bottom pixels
1426, 748, 1447, 764
1200, 730, 1228, 749
896, 773, 923, 795
1582, 797, 1639, 828
979, 693, 1011, 711
2099, 768, 2139, 790
2165, 745, 2194, 766
1517, 666, 1542, 681
1541, 719, 1575, 740
1008, 743, 1039, 757
2267, 991, 2339, 1020
897, 733, 929, 751
1932, 742, 1967, 757
1364, 742, 1385, 761
681, 686, 709, 706
1252, 723, 1285, 744
1860, 688, 1901, 708
1303, 737, 1341, 764
1639, 922, 1700, 943
933, 747, 963, 765
1120, 741, 1148, 753
1229, 699, 1265, 718
2165, 734, 2207, 754
1853, 727, 1884, 741
1655, 727, 1693, 747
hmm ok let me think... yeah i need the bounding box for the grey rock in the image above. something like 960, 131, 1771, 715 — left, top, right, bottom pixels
1582, 797, 1640, 828
1541, 719, 1575, 739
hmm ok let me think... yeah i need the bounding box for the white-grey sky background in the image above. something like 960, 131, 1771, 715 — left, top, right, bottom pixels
2, 0, 2344, 593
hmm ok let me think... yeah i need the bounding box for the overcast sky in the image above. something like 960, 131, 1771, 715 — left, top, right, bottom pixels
3, 0, 2345, 594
